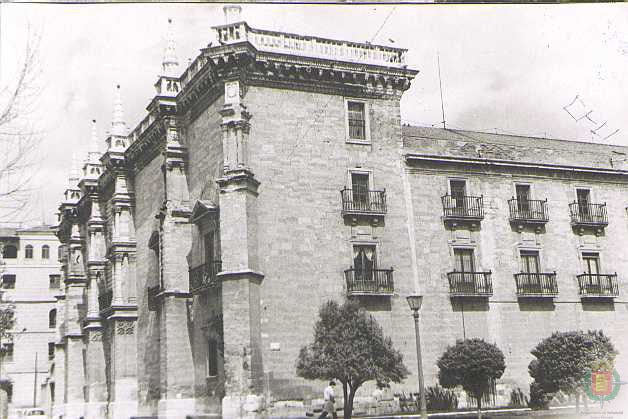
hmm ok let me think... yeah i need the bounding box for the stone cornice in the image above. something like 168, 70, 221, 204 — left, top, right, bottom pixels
405, 153, 628, 179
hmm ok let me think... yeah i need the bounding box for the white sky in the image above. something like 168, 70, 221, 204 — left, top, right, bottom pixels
1, 3, 628, 225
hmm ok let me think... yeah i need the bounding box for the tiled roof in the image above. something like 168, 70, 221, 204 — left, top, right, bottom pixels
402, 126, 628, 171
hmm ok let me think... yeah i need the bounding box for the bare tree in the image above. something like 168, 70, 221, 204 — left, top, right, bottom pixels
0, 28, 42, 221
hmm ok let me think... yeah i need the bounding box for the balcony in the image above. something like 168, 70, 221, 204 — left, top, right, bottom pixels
344, 268, 394, 296
447, 271, 493, 297
577, 273, 619, 298
340, 188, 387, 216
189, 261, 222, 295
98, 289, 113, 313
441, 195, 484, 222
569, 203, 608, 227
508, 199, 549, 225
514, 272, 558, 297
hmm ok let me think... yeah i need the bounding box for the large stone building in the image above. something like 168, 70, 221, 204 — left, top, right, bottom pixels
50, 6, 628, 419
0, 225, 61, 416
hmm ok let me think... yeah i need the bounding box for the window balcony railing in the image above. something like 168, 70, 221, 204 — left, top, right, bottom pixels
569, 203, 608, 226
441, 195, 484, 221
189, 261, 223, 294
98, 289, 113, 312
344, 267, 394, 296
447, 271, 493, 297
577, 273, 619, 298
508, 199, 549, 224
514, 272, 558, 297
340, 188, 387, 215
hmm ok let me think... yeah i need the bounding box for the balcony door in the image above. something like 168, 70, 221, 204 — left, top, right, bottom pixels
450, 179, 466, 204
577, 188, 591, 221
353, 245, 376, 282
516, 184, 531, 214
520, 250, 541, 292
582, 252, 601, 293
351, 173, 370, 211
520, 250, 540, 274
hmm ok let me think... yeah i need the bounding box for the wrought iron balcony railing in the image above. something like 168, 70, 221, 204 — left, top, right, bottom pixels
189, 261, 223, 294
98, 289, 113, 312
344, 267, 394, 296
514, 272, 558, 297
508, 199, 549, 223
577, 273, 619, 298
441, 195, 484, 220
447, 271, 493, 297
569, 203, 608, 226
340, 188, 387, 215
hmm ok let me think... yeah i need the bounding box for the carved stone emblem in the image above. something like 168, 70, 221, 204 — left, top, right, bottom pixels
90, 331, 102, 342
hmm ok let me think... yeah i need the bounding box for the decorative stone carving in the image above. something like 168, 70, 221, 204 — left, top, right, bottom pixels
116, 321, 135, 335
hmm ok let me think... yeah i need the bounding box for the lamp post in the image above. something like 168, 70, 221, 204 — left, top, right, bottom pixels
407, 295, 428, 419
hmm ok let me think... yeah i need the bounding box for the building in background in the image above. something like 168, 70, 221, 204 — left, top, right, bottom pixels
50, 6, 628, 419
0, 226, 61, 417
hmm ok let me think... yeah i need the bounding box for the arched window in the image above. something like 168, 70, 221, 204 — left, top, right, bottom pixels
25, 245, 33, 259
49, 309, 56, 329
2, 245, 17, 259
42, 245, 50, 259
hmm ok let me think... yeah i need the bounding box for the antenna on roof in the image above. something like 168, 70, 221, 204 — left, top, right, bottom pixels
437, 53, 446, 129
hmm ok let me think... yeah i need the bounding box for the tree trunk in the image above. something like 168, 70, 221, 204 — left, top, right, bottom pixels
344, 387, 356, 419
342, 382, 348, 419
575, 392, 580, 413
0, 388, 7, 419
477, 396, 482, 419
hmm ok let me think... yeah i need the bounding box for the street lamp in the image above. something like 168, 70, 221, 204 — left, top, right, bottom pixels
406, 295, 428, 419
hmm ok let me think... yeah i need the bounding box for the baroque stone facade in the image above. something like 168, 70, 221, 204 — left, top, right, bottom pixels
50, 7, 628, 418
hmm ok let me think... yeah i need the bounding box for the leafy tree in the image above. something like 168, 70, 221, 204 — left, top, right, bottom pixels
437, 338, 506, 419
528, 330, 616, 411
296, 300, 408, 419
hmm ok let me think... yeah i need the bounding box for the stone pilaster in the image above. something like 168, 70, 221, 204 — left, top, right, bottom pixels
100, 135, 139, 419
156, 116, 196, 417
217, 80, 265, 418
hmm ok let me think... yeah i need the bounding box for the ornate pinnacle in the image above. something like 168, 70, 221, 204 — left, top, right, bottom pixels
162, 18, 179, 78
111, 84, 127, 137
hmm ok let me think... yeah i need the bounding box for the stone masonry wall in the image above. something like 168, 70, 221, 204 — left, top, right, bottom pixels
405, 159, 628, 398
242, 85, 419, 401
133, 155, 164, 416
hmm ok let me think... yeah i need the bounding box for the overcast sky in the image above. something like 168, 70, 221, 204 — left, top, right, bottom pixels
1, 3, 628, 226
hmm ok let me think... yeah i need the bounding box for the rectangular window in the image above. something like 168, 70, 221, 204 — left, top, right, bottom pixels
347, 101, 366, 140
2, 343, 13, 363
49, 275, 61, 289
453, 248, 475, 272
48, 342, 55, 360
353, 245, 377, 281
577, 188, 592, 220
520, 250, 540, 273
207, 338, 218, 377
583, 252, 601, 275
1, 275, 15, 289
204, 232, 215, 265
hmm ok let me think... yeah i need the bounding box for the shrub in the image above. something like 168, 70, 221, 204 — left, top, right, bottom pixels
528, 382, 550, 410
438, 338, 505, 419
508, 387, 528, 408
426, 385, 458, 411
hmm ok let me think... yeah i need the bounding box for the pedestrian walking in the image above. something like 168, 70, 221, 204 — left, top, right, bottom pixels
319, 380, 337, 419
